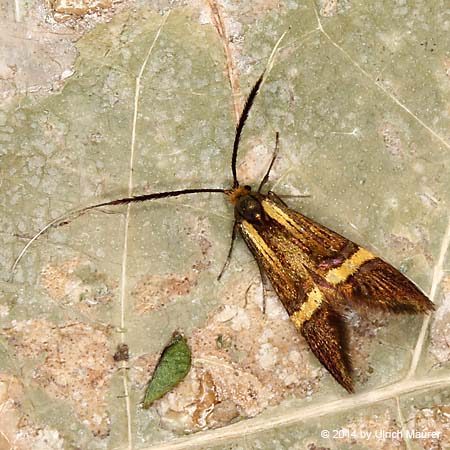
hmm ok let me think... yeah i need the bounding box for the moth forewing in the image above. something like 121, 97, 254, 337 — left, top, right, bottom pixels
231, 189, 434, 392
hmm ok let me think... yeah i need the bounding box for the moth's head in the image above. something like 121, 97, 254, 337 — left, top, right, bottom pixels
226, 184, 251, 204
227, 185, 264, 223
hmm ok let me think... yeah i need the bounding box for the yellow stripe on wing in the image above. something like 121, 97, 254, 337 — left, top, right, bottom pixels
290, 286, 324, 328
262, 199, 306, 237
240, 220, 283, 270
325, 247, 375, 285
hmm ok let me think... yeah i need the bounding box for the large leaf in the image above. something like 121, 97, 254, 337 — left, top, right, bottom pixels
1, 1, 449, 449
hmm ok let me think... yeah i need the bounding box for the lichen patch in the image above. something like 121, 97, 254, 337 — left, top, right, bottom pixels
346, 310, 387, 385
342, 409, 405, 450
132, 274, 195, 314
4, 320, 114, 436
379, 123, 404, 158
407, 403, 450, 449
41, 258, 116, 313
154, 363, 269, 433
0, 373, 65, 450
320, 0, 338, 17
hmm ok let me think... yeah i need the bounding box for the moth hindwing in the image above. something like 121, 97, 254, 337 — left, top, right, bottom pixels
13, 36, 434, 393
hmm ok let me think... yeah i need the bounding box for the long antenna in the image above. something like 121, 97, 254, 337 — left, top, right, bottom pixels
10, 33, 288, 279
10, 188, 226, 279
231, 31, 288, 187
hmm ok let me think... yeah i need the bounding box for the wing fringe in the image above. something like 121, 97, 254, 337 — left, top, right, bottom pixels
339, 258, 434, 314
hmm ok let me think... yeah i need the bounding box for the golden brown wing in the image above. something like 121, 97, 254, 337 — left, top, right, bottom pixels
237, 192, 433, 392
261, 192, 434, 314
238, 200, 353, 391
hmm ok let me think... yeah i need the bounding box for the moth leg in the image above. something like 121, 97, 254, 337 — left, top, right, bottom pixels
217, 220, 239, 281
258, 261, 271, 314
257, 132, 280, 193
243, 280, 256, 308
242, 261, 271, 313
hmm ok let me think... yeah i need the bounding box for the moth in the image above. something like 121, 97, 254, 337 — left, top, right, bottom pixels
12, 45, 434, 393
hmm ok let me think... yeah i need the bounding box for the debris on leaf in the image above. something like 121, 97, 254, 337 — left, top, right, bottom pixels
113, 343, 129, 362
142, 332, 191, 409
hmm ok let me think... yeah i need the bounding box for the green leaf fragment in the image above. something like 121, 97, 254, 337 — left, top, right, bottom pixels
142, 333, 191, 409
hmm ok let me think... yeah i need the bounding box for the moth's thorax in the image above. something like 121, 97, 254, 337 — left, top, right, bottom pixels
227, 185, 265, 224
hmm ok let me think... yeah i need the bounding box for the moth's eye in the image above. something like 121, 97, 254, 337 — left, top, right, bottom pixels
244, 185, 252, 191
237, 196, 263, 223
